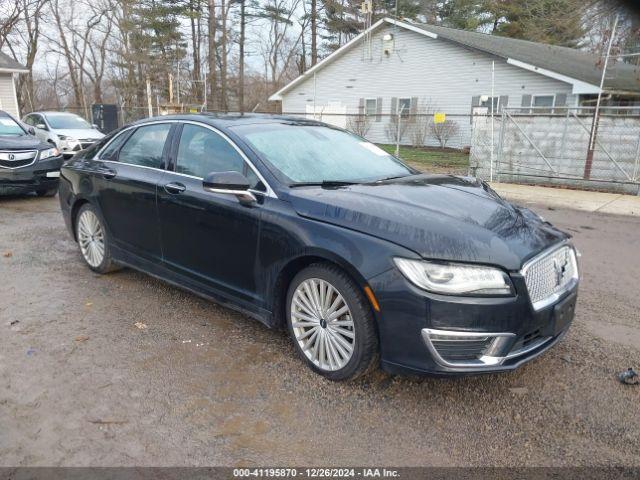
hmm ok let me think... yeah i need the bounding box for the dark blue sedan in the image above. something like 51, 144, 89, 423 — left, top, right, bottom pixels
58, 114, 579, 380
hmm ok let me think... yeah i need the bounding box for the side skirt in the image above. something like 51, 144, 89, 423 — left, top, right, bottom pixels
111, 245, 275, 328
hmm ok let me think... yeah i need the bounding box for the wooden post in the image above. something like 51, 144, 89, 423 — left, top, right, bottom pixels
146, 76, 153, 118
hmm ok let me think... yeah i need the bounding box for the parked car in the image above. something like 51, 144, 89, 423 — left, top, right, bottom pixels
58, 114, 579, 380
22, 111, 104, 158
0, 110, 64, 197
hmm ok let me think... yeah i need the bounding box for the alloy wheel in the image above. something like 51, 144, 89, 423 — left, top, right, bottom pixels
77, 210, 105, 268
290, 278, 355, 371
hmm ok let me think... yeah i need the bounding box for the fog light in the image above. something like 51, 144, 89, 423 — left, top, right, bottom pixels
422, 328, 515, 368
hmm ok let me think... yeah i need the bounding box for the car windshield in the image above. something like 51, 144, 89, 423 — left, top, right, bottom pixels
0, 116, 26, 136
46, 113, 92, 129
232, 123, 413, 185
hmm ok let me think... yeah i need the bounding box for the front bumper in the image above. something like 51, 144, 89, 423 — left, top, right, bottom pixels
60, 139, 98, 157
0, 155, 65, 194
369, 266, 578, 376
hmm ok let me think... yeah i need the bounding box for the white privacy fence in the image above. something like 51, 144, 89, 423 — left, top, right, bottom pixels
470, 107, 640, 195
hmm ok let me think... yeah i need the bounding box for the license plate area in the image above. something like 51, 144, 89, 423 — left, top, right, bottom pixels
553, 293, 576, 336
46, 171, 60, 178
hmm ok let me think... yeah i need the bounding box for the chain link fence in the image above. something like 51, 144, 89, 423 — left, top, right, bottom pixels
34, 105, 640, 193
470, 107, 640, 195
278, 111, 473, 175
46, 106, 473, 175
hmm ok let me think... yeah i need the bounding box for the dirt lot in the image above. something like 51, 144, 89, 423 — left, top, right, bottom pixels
0, 194, 639, 467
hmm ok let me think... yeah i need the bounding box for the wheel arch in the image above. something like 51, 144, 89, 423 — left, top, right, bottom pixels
270, 249, 373, 329
70, 198, 91, 241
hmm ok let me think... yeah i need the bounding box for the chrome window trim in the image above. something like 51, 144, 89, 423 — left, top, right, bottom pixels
520, 240, 579, 311
99, 159, 167, 174
94, 121, 172, 171
93, 119, 277, 199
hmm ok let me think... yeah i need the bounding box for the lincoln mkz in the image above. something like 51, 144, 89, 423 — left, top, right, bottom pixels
58, 114, 579, 380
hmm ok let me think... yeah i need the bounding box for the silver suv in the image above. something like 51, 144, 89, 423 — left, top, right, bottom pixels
22, 111, 105, 158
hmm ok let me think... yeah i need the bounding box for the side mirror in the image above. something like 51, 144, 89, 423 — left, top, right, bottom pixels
27, 127, 36, 136
92, 123, 101, 131
203, 171, 256, 206
36, 123, 47, 130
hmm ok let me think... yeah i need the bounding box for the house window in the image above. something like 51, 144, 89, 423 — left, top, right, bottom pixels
480, 96, 500, 113
398, 98, 411, 116
365, 98, 377, 116
532, 95, 555, 113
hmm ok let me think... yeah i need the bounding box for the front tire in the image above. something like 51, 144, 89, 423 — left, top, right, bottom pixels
286, 263, 379, 381
75, 203, 119, 274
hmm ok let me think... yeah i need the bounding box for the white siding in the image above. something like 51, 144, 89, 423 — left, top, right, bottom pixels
0, 74, 19, 118
281, 25, 577, 147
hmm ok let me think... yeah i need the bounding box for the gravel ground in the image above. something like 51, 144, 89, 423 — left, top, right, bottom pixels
0, 194, 639, 467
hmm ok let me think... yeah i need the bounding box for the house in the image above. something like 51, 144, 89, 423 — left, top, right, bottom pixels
269, 18, 640, 148
0, 52, 28, 118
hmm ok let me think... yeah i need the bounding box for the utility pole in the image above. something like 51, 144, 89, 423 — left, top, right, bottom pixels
585, 13, 619, 179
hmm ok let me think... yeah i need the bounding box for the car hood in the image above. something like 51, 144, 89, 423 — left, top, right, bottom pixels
54, 128, 104, 139
0, 135, 49, 150
287, 174, 568, 271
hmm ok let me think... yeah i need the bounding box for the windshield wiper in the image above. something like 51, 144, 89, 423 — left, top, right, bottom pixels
290, 180, 359, 188
373, 174, 414, 182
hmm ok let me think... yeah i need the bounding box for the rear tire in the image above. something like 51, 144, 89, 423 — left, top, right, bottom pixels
74, 203, 120, 274
36, 187, 57, 197
286, 263, 379, 381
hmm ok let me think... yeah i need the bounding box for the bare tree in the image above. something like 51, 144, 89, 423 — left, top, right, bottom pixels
385, 114, 410, 144
6, 0, 49, 113
409, 99, 435, 147
207, 0, 217, 109
255, 0, 302, 89
431, 120, 459, 149
238, 0, 246, 111
0, 0, 23, 50
346, 112, 372, 138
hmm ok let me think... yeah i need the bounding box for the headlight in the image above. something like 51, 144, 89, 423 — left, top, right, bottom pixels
394, 258, 514, 296
39, 147, 59, 160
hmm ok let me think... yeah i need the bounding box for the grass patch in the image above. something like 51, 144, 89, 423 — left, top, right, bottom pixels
377, 144, 469, 169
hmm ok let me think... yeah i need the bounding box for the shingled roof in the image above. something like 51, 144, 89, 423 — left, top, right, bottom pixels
270, 18, 640, 101
409, 21, 640, 93
0, 51, 28, 72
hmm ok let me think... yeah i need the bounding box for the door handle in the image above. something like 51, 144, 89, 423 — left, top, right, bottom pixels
164, 182, 186, 194
97, 167, 117, 179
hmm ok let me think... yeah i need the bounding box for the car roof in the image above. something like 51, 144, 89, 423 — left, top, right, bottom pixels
131, 113, 325, 130
29, 111, 81, 116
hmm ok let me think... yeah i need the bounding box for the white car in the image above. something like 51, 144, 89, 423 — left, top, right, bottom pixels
22, 111, 105, 158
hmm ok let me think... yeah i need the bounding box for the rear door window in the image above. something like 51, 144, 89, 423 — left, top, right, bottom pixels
99, 130, 133, 161
118, 123, 172, 169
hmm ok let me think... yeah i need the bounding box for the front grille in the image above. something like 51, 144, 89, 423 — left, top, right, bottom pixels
523, 245, 578, 310
0, 158, 33, 168
0, 150, 38, 169
430, 336, 493, 362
